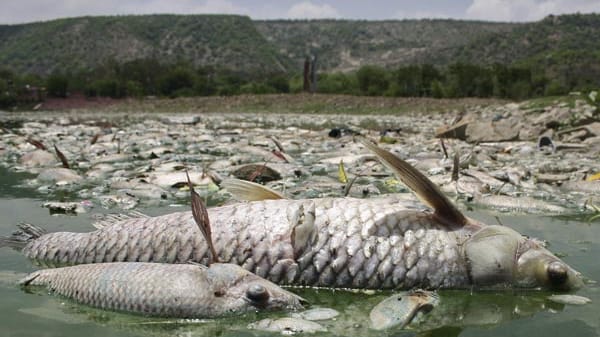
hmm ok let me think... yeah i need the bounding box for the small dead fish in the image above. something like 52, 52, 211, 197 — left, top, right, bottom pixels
19, 262, 305, 318
547, 294, 592, 306
370, 290, 439, 330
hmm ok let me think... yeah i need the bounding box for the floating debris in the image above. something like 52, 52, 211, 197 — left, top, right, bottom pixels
248, 317, 327, 334
547, 295, 592, 306
42, 201, 90, 215
291, 308, 340, 321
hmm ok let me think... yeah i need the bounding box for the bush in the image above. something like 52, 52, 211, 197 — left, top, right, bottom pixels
158, 68, 195, 96
318, 73, 358, 94
46, 74, 69, 98
356, 65, 389, 96
545, 80, 568, 96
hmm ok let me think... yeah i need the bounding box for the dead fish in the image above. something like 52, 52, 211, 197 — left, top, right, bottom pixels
547, 294, 591, 305
370, 290, 439, 330
19, 262, 305, 318
5, 140, 584, 291
17, 169, 305, 318
475, 195, 567, 214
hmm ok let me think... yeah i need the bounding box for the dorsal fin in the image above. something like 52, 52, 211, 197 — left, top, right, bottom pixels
92, 211, 150, 229
222, 179, 286, 201
186, 170, 219, 264
360, 138, 468, 228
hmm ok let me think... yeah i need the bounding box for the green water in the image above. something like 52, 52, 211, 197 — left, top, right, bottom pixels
0, 171, 598, 337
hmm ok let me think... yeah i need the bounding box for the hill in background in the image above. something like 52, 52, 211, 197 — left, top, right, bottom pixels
1, 13, 599, 97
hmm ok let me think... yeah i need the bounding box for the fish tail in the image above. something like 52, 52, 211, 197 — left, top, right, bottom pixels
0, 223, 47, 250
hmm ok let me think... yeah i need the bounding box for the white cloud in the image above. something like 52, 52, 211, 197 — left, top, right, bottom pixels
286, 1, 341, 19
466, 0, 600, 22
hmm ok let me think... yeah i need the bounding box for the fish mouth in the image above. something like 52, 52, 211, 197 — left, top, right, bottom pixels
242, 286, 307, 310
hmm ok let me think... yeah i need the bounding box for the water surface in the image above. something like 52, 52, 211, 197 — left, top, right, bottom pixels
0, 160, 598, 337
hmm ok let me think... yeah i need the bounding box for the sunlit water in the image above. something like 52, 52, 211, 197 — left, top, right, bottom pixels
0, 168, 598, 337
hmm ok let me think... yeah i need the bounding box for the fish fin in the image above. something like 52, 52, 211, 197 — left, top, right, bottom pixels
187, 170, 219, 264
360, 138, 468, 228
289, 202, 317, 260
53, 144, 70, 169
222, 178, 286, 201
91, 211, 150, 229
18, 272, 40, 286
0, 223, 47, 250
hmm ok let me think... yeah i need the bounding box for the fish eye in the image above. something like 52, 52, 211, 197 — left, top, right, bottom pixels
547, 261, 568, 286
246, 283, 269, 303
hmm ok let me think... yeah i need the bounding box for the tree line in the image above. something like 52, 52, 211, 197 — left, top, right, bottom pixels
0, 59, 593, 109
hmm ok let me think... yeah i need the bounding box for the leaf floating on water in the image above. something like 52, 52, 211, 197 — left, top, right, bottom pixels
338, 160, 348, 184
587, 172, 600, 181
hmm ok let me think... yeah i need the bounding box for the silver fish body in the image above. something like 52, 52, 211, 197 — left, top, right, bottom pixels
22, 197, 472, 289
19, 262, 305, 318
17, 140, 584, 291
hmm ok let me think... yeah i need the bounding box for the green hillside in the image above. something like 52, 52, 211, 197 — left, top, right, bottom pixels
447, 13, 600, 89
256, 19, 518, 71
0, 14, 600, 92
0, 15, 289, 75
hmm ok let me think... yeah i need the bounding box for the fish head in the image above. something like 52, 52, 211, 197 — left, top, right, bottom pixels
205, 263, 306, 315
464, 225, 583, 291
515, 240, 584, 291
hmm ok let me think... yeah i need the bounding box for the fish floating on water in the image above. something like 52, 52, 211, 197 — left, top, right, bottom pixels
19, 262, 305, 318
16, 171, 305, 318
5, 139, 583, 291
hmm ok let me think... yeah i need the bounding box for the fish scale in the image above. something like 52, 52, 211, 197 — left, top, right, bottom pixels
22, 197, 471, 289
34, 198, 467, 288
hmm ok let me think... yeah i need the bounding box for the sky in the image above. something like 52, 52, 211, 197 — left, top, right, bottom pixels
0, 0, 599, 24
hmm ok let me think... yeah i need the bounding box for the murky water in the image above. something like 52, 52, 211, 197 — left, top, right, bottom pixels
0, 166, 598, 336
0, 109, 600, 337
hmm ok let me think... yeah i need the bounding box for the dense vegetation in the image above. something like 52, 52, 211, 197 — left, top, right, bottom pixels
1, 13, 600, 109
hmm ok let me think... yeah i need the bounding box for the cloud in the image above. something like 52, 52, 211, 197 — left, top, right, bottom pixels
286, 1, 341, 19
466, 0, 600, 22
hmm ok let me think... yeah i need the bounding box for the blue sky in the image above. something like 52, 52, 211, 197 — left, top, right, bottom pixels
1, 0, 599, 24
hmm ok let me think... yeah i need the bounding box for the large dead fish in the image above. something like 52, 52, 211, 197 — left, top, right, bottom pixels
17, 171, 305, 318
5, 140, 583, 291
